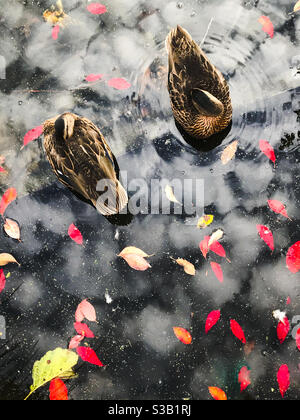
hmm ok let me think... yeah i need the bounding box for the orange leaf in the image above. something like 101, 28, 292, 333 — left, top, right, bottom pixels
0, 188, 17, 217
173, 327, 192, 345
175, 258, 196, 276
49, 378, 68, 400
208, 387, 227, 400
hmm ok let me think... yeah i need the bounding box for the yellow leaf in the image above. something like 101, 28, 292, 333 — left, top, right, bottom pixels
165, 185, 182, 205
175, 258, 196, 276
25, 348, 78, 400
197, 214, 214, 229
43, 0, 69, 26
0, 253, 20, 266
294, 0, 300, 12
221, 140, 238, 165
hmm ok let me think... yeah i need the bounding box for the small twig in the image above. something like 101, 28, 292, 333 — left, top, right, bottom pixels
200, 18, 214, 47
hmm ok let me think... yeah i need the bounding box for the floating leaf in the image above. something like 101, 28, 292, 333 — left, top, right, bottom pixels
0, 188, 17, 217
0, 253, 20, 267
75, 299, 97, 323
221, 140, 238, 165
52, 25, 60, 40
208, 387, 227, 401
120, 253, 151, 271
256, 225, 274, 251
277, 365, 290, 398
277, 317, 290, 344
4, 218, 21, 241
286, 241, 300, 273
23, 125, 44, 148
209, 241, 230, 262
273, 309, 286, 323
268, 199, 291, 221
208, 229, 224, 248
258, 15, 274, 38
0, 269, 6, 294
238, 367, 251, 392
85, 73, 104, 82
68, 335, 84, 350
173, 327, 192, 345
230, 320, 246, 344
259, 140, 276, 167
49, 378, 68, 401
175, 258, 196, 276
76, 347, 104, 366
210, 262, 223, 283
25, 348, 78, 400
74, 322, 95, 338
87, 3, 107, 15
197, 214, 214, 229
68, 224, 83, 245
119, 246, 153, 259
199, 236, 210, 259
107, 78, 131, 90
205, 310, 221, 334
294, 0, 300, 12
43, 0, 69, 26
296, 328, 300, 351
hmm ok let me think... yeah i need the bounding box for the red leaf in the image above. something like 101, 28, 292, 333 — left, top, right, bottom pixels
286, 296, 291, 305
277, 365, 290, 398
85, 74, 104, 82
230, 320, 246, 344
199, 236, 210, 259
0, 269, 6, 294
208, 387, 227, 400
75, 299, 97, 323
173, 327, 192, 345
0, 167, 6, 173
286, 241, 300, 273
107, 78, 131, 90
0, 188, 17, 217
49, 378, 68, 401
76, 346, 104, 366
238, 366, 251, 392
87, 3, 107, 15
268, 199, 291, 220
258, 16, 274, 38
277, 317, 290, 344
259, 140, 276, 167
52, 25, 60, 40
205, 310, 221, 334
74, 322, 95, 338
210, 262, 223, 283
68, 223, 83, 245
68, 334, 84, 350
296, 328, 300, 351
23, 125, 43, 147
256, 224, 274, 251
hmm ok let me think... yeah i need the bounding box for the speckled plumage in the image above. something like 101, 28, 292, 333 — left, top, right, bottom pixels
166, 25, 232, 140
43, 113, 128, 216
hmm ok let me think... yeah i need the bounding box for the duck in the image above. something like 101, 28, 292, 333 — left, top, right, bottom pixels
166, 25, 232, 140
43, 112, 128, 216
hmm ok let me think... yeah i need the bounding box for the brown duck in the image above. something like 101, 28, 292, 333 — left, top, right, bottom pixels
166, 25, 232, 140
43, 112, 128, 216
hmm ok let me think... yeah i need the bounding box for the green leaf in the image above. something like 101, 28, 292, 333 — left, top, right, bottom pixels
25, 348, 78, 400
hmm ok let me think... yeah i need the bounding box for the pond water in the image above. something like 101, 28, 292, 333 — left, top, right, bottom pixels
0, 0, 299, 401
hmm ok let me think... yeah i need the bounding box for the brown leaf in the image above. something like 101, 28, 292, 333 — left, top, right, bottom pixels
175, 258, 196, 276
118, 246, 153, 258
221, 140, 238, 165
0, 253, 20, 266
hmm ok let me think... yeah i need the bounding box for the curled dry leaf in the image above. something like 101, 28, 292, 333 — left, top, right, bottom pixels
221, 140, 238, 165
165, 185, 182, 205
175, 258, 196, 276
4, 218, 21, 241
0, 253, 20, 267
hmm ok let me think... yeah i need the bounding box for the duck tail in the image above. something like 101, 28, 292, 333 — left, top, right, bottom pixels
166, 25, 195, 63
94, 179, 128, 216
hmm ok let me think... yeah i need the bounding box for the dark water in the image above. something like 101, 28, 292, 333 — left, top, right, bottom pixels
0, 0, 299, 400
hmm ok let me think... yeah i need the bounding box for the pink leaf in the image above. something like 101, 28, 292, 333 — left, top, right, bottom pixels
259, 140, 276, 167
76, 346, 104, 366
107, 78, 131, 90
87, 3, 107, 15
52, 25, 60, 40
74, 322, 95, 338
238, 366, 251, 392
75, 299, 97, 323
68, 334, 84, 350
210, 262, 223, 283
68, 223, 83, 245
256, 225, 274, 251
85, 74, 104, 82
277, 365, 290, 398
205, 310, 221, 334
230, 319, 246, 344
268, 200, 291, 221
23, 125, 44, 148
0, 269, 6, 294
277, 317, 290, 344
258, 16, 274, 38
121, 254, 151, 271
286, 241, 300, 273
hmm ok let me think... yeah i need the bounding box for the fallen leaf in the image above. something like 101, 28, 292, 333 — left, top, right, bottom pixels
197, 214, 214, 229
4, 218, 21, 241
209, 241, 230, 262
43, 0, 69, 26
22, 125, 44, 148
76, 347, 104, 366
273, 310, 287, 323
230, 319, 246, 344
277, 317, 290, 344
0, 253, 20, 267
119, 246, 153, 259
0, 269, 6, 294
205, 310, 221, 334
268, 199, 291, 221
68, 335, 84, 350
258, 15, 274, 38
0, 167, 6, 173
208, 229, 224, 247
87, 3, 107, 15
277, 364, 290, 398
68, 223, 83, 245
120, 253, 151, 271
175, 258, 196, 276
294, 0, 300, 12
52, 25, 60, 40
107, 78, 131, 90
296, 328, 300, 351
210, 262, 223, 283
259, 140, 276, 167
238, 366, 251, 392
85, 74, 104, 82
74, 322, 95, 338
199, 236, 210, 259
0, 188, 17, 217
173, 327, 192, 345
165, 185, 182, 205
221, 140, 238, 165
49, 378, 68, 401
286, 241, 300, 273
208, 387, 227, 401
75, 299, 97, 323
256, 224, 274, 251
